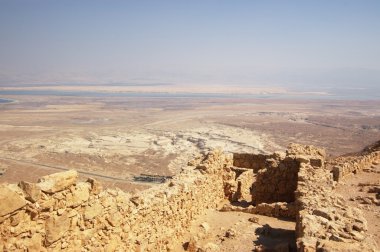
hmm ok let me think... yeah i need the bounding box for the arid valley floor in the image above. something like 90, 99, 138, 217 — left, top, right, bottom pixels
1, 90, 379, 189
0, 88, 380, 251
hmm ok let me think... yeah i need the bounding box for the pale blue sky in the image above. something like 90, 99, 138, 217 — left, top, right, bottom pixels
0, 0, 379, 89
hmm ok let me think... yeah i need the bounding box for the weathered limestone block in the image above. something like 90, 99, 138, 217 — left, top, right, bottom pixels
39, 197, 55, 212
287, 143, 326, 160
295, 155, 310, 164
84, 202, 103, 220
87, 177, 102, 195
9, 210, 30, 228
104, 236, 121, 252
228, 169, 254, 202
106, 211, 123, 227
38, 170, 78, 193
233, 153, 270, 171
18, 181, 41, 203
0, 185, 26, 216
45, 213, 70, 246
223, 180, 237, 201
66, 182, 91, 207
26, 233, 43, 251
332, 166, 342, 182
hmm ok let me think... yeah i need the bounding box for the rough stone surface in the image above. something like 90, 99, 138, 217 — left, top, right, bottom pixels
45, 213, 70, 246
0, 185, 26, 217
233, 153, 271, 172
0, 149, 234, 251
226, 167, 254, 202
37, 170, 78, 193
18, 181, 41, 203
251, 155, 300, 204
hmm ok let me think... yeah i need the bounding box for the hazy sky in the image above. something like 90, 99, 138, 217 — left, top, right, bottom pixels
0, 0, 379, 88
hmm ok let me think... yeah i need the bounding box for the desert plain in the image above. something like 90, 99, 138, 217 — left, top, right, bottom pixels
1, 85, 379, 189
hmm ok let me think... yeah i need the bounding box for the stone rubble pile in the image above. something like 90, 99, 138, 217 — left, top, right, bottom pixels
293, 144, 378, 251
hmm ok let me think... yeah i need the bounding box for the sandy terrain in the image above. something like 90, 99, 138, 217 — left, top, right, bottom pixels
0, 92, 380, 192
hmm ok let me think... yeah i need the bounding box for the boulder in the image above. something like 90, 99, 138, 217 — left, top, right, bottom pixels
0, 185, 26, 216
38, 170, 78, 193
18, 181, 41, 203
26, 233, 43, 251
106, 211, 122, 227
202, 243, 220, 252
10, 210, 25, 226
84, 202, 103, 220
45, 213, 70, 245
66, 182, 90, 207
87, 177, 102, 195
225, 228, 237, 238
200, 222, 210, 233
186, 237, 200, 252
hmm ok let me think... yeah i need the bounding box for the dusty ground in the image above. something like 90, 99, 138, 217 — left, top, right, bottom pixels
0, 93, 380, 192
175, 209, 296, 251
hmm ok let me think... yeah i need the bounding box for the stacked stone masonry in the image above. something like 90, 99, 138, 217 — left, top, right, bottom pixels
232, 153, 271, 172
0, 150, 234, 251
330, 151, 380, 182
0, 144, 379, 251
251, 154, 299, 204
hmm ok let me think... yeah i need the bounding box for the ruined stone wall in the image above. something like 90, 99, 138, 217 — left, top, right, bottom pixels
234, 148, 324, 205
330, 151, 380, 182
0, 150, 234, 252
1, 144, 379, 252
234, 150, 300, 205
224, 167, 254, 203
232, 153, 271, 172
251, 155, 299, 204
233, 144, 378, 251
293, 145, 378, 251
